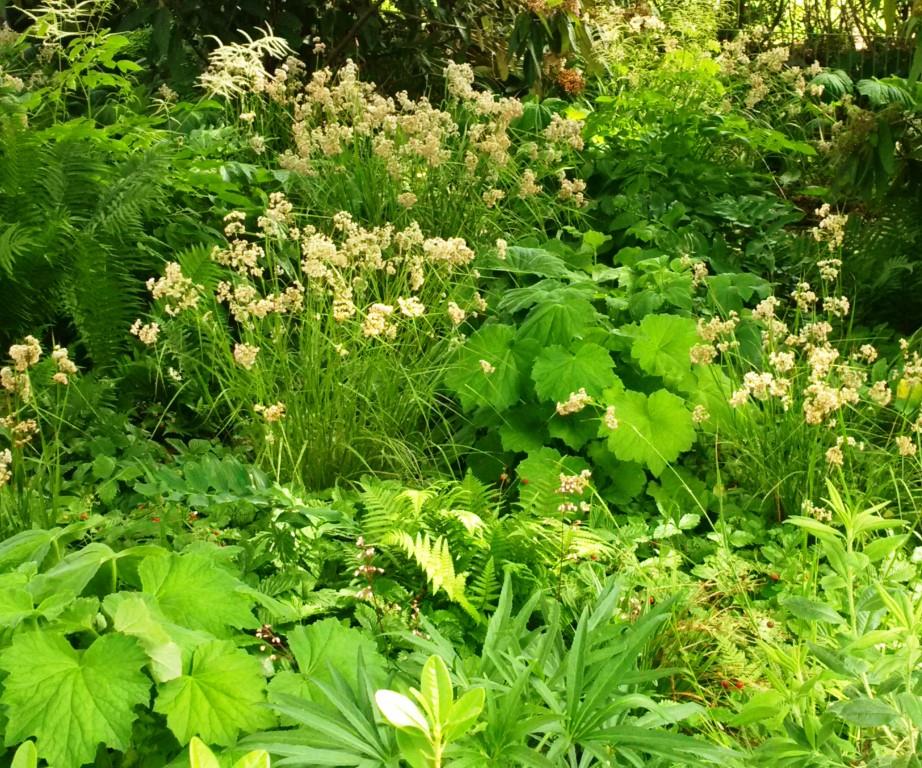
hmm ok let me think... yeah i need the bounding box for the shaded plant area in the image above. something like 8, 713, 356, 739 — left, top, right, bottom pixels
0, 3, 921, 768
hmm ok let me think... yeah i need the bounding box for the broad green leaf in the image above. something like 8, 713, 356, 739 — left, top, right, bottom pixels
831, 697, 900, 727
531, 343, 620, 403
498, 405, 547, 452
780, 595, 846, 624
444, 324, 523, 411
11, 741, 38, 768
139, 551, 257, 636
92, 454, 117, 480
155, 639, 273, 746
189, 737, 222, 768
419, 655, 453, 726
284, 618, 386, 694
27, 542, 119, 603
487, 246, 570, 277
516, 297, 597, 347
863, 534, 909, 562
106, 592, 191, 682
444, 687, 485, 742
549, 410, 599, 451
235, 750, 271, 768
375, 690, 429, 734
0, 632, 149, 768
630, 314, 698, 385
0, 573, 34, 629
516, 447, 590, 512
395, 729, 432, 768
603, 389, 695, 475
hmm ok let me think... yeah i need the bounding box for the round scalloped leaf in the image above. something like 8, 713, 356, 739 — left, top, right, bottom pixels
630, 314, 698, 386
602, 389, 695, 476
443, 324, 523, 412
531, 343, 620, 403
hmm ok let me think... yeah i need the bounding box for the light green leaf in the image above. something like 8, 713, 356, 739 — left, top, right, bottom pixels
603, 389, 695, 475
375, 690, 430, 734
0, 573, 34, 629
395, 729, 432, 768
234, 750, 271, 768
11, 741, 38, 768
106, 592, 188, 682
189, 737, 221, 768
784, 516, 842, 542
419, 655, 453, 726
831, 697, 900, 727
154, 639, 272, 746
284, 618, 385, 694
27, 542, 119, 603
781, 595, 846, 624
631, 314, 698, 385
0, 632, 150, 768
139, 551, 257, 637
444, 324, 523, 412
516, 297, 597, 347
444, 687, 485, 742
516, 447, 590, 512
531, 343, 620, 403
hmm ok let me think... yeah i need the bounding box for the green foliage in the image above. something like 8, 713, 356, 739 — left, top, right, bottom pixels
0, 119, 176, 366
2, 8, 922, 768
1, 632, 149, 768
155, 639, 273, 747
376, 654, 485, 768
602, 389, 696, 476
0, 529, 273, 767
189, 737, 271, 768
389, 532, 476, 618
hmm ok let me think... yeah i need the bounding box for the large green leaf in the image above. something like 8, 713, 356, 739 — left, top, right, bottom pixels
630, 314, 697, 385
830, 697, 900, 727
285, 619, 386, 693
139, 550, 257, 637
531, 343, 620, 403
0, 632, 150, 768
516, 297, 597, 347
104, 592, 211, 682
516, 447, 590, 512
602, 389, 695, 475
443, 324, 524, 412
155, 639, 273, 746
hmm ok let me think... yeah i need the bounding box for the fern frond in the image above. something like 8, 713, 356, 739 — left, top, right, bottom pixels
386, 530, 479, 620
468, 554, 500, 614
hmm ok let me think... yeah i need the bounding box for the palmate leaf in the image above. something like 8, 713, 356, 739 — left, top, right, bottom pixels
154, 639, 274, 746
516, 297, 598, 347
0, 632, 150, 768
284, 619, 386, 694
139, 550, 258, 637
516, 447, 590, 512
443, 324, 524, 412
630, 314, 698, 386
602, 389, 695, 476
531, 343, 620, 403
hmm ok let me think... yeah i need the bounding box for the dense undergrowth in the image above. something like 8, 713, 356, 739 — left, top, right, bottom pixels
1, 1, 921, 767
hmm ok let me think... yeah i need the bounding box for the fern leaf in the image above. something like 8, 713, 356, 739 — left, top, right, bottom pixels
387, 531, 479, 620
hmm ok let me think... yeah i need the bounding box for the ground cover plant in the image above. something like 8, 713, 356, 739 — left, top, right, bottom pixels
1, 1, 921, 767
